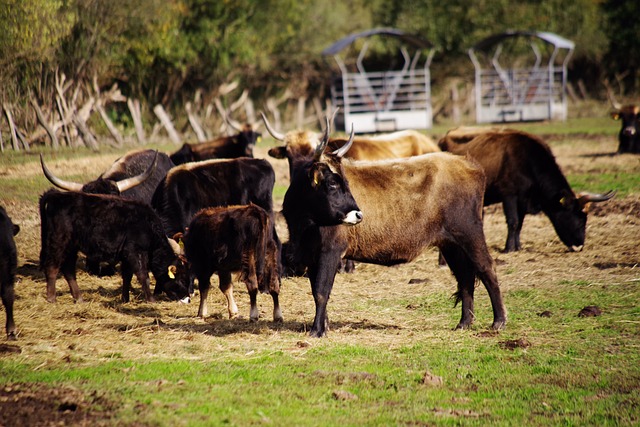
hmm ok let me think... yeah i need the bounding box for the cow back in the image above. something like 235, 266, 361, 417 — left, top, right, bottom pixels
152, 158, 275, 236
338, 152, 486, 264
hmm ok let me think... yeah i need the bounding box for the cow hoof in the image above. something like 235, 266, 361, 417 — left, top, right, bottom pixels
7, 333, 17, 341
46, 297, 56, 303
491, 319, 506, 330
249, 317, 259, 323
454, 322, 472, 330
273, 316, 284, 323
308, 329, 327, 338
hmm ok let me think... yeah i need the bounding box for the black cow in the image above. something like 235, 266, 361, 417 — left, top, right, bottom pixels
180, 204, 281, 322
280, 120, 506, 337
41, 150, 175, 276
438, 129, 615, 252
169, 124, 261, 165
39, 190, 190, 303
0, 206, 19, 340
611, 105, 640, 154
151, 158, 277, 237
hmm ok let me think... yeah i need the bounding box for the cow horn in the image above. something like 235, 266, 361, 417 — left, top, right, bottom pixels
40, 154, 84, 192
313, 116, 331, 161
223, 112, 243, 133
578, 190, 616, 206
115, 150, 158, 193
167, 237, 183, 255
332, 124, 355, 158
260, 112, 285, 141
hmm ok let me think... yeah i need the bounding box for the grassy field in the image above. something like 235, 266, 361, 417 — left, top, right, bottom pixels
0, 116, 639, 426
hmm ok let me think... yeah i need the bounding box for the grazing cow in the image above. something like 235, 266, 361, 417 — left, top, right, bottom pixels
41, 150, 175, 276
39, 190, 190, 303
180, 204, 281, 322
0, 206, 19, 340
278, 119, 507, 337
611, 105, 640, 154
438, 129, 615, 252
169, 124, 261, 165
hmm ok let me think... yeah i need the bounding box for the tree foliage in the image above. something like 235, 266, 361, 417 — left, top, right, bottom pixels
0, 0, 636, 134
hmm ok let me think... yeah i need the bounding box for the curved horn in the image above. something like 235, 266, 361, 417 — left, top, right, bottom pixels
40, 154, 84, 192
578, 190, 616, 205
167, 237, 183, 255
332, 124, 355, 158
260, 112, 285, 141
115, 150, 158, 193
223, 112, 243, 133
313, 116, 331, 161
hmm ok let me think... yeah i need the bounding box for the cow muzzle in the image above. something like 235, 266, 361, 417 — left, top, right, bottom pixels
623, 126, 637, 137
342, 210, 363, 225
570, 245, 584, 252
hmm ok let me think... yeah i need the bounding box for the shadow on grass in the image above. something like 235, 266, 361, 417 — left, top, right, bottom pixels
106, 316, 406, 337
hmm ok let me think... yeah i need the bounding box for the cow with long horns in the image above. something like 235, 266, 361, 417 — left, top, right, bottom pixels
41, 150, 175, 276
438, 129, 615, 252
265, 115, 507, 337
39, 189, 190, 303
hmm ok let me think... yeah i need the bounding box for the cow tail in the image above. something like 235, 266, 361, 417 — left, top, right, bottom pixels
255, 214, 270, 293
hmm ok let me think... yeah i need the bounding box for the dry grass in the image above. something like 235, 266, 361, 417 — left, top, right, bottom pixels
2, 135, 639, 364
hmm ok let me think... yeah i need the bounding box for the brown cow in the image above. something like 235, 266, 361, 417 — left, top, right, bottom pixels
180, 204, 281, 322
438, 129, 615, 252
266, 113, 439, 167
274, 118, 506, 337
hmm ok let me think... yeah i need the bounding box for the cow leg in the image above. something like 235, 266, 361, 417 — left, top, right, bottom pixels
135, 268, 155, 303
455, 229, 507, 330
218, 271, 238, 319
440, 244, 476, 329
44, 265, 59, 303
197, 275, 212, 318
61, 253, 82, 303
502, 197, 522, 252
121, 262, 133, 303
308, 252, 342, 338
271, 290, 283, 323
242, 254, 260, 322
1, 281, 16, 340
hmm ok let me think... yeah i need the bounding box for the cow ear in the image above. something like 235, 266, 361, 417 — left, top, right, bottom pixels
268, 146, 287, 159
12, 224, 20, 236
168, 265, 177, 279
309, 165, 324, 189
611, 112, 620, 120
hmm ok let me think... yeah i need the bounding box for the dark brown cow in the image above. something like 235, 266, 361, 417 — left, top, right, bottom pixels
169, 124, 261, 165
0, 206, 19, 340
41, 150, 175, 276
278, 120, 507, 337
39, 190, 190, 303
151, 157, 277, 237
611, 105, 640, 153
438, 129, 615, 252
41, 150, 173, 203
180, 204, 281, 322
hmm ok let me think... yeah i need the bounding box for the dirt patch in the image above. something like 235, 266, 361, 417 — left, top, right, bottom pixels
0, 383, 120, 427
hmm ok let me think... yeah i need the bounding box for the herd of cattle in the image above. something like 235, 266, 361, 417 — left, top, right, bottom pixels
1, 109, 628, 340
